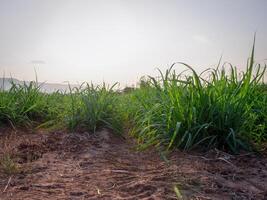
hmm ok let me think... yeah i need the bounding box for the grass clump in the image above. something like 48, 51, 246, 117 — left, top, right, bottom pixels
0, 81, 45, 127
66, 83, 123, 133
127, 42, 266, 153
0, 154, 19, 175
0, 80, 66, 129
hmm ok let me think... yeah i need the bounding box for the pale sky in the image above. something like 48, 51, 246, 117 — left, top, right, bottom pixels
0, 0, 267, 86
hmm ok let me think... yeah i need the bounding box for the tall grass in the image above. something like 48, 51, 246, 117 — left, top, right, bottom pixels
126, 42, 266, 153
0, 81, 45, 127
66, 83, 123, 133
0, 40, 266, 153
0, 79, 69, 129
0, 79, 123, 133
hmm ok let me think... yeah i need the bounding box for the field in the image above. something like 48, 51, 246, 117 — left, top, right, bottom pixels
0, 45, 267, 199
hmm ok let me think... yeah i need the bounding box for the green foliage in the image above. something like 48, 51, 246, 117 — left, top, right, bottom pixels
126, 41, 267, 153
0, 154, 19, 175
66, 83, 123, 133
0, 39, 266, 153
0, 80, 67, 128
0, 81, 45, 127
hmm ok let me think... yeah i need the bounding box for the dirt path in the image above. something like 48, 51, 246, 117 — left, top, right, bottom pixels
0, 129, 267, 200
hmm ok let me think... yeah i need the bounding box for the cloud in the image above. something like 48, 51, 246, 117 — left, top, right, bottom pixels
31, 60, 46, 64
192, 35, 211, 44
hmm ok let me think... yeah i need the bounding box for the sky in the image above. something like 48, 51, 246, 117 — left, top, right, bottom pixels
0, 0, 266, 86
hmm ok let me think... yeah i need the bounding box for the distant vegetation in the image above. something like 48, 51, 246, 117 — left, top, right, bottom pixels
0, 42, 266, 153
0, 77, 77, 93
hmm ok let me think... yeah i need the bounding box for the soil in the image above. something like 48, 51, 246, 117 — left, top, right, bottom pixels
0, 128, 267, 200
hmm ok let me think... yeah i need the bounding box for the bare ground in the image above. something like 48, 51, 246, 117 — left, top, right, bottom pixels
0, 128, 267, 200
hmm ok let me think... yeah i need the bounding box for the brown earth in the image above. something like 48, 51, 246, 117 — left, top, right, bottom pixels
0, 128, 267, 200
